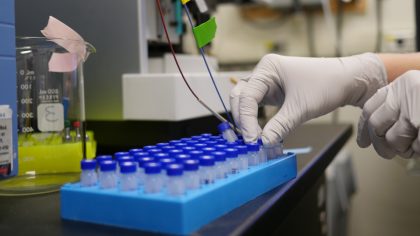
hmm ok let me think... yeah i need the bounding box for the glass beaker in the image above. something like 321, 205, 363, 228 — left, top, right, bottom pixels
0, 37, 96, 195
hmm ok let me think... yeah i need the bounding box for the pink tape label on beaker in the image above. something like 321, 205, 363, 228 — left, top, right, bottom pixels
48, 53, 78, 72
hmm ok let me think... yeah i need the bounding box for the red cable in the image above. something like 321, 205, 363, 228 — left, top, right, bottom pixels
155, 0, 200, 100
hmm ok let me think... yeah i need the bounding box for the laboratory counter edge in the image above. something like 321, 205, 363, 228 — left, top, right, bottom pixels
0, 123, 353, 236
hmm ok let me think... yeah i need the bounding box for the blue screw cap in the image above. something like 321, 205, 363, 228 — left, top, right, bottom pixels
225, 148, 238, 158
199, 155, 215, 166
117, 155, 135, 163
183, 159, 199, 171
174, 142, 187, 148
147, 148, 163, 154
161, 145, 176, 152
169, 140, 182, 145
235, 145, 248, 154
100, 160, 117, 172
214, 144, 228, 151
133, 152, 150, 160
81, 159, 97, 170
188, 150, 204, 159
144, 162, 162, 174
143, 145, 157, 151
194, 143, 207, 149
212, 151, 226, 162
217, 122, 231, 133
159, 158, 177, 168
175, 154, 192, 163
96, 155, 112, 163
168, 149, 184, 158
247, 143, 260, 152
186, 140, 199, 145
114, 152, 130, 159
156, 142, 170, 148
201, 133, 212, 137
202, 147, 216, 154
181, 146, 196, 152
138, 157, 155, 168
120, 162, 137, 174
166, 164, 184, 176
153, 153, 170, 160
129, 148, 143, 155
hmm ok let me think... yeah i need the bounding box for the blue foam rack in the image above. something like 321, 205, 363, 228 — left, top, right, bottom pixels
61, 153, 297, 235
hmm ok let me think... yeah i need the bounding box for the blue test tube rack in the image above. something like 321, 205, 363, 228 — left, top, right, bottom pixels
61, 146, 296, 235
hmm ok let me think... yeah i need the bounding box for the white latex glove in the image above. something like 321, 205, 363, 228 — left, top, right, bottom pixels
357, 70, 420, 159
230, 53, 387, 144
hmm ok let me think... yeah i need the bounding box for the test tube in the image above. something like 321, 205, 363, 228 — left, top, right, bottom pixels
80, 159, 98, 187
143, 162, 164, 194
235, 145, 249, 171
264, 142, 284, 160
247, 143, 261, 166
198, 155, 216, 185
99, 160, 117, 189
137, 157, 155, 186
183, 159, 200, 190
166, 164, 186, 196
119, 162, 138, 191
224, 148, 240, 174
211, 151, 228, 179
217, 122, 238, 143
258, 139, 267, 163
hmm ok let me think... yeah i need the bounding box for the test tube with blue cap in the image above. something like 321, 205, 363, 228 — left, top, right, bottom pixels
247, 143, 261, 166
143, 162, 164, 194
198, 155, 216, 185
224, 148, 240, 174
119, 162, 138, 191
235, 145, 249, 171
166, 164, 186, 196
137, 157, 155, 186
212, 151, 228, 179
183, 159, 201, 190
80, 159, 98, 187
99, 160, 117, 189
218, 122, 238, 143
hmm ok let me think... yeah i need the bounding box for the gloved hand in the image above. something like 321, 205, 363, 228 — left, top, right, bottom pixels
357, 70, 420, 159
230, 53, 387, 144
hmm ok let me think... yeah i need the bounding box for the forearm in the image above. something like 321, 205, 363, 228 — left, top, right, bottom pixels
378, 53, 420, 83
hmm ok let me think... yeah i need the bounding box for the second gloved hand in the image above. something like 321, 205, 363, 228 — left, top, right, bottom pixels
230, 53, 387, 144
357, 70, 420, 159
